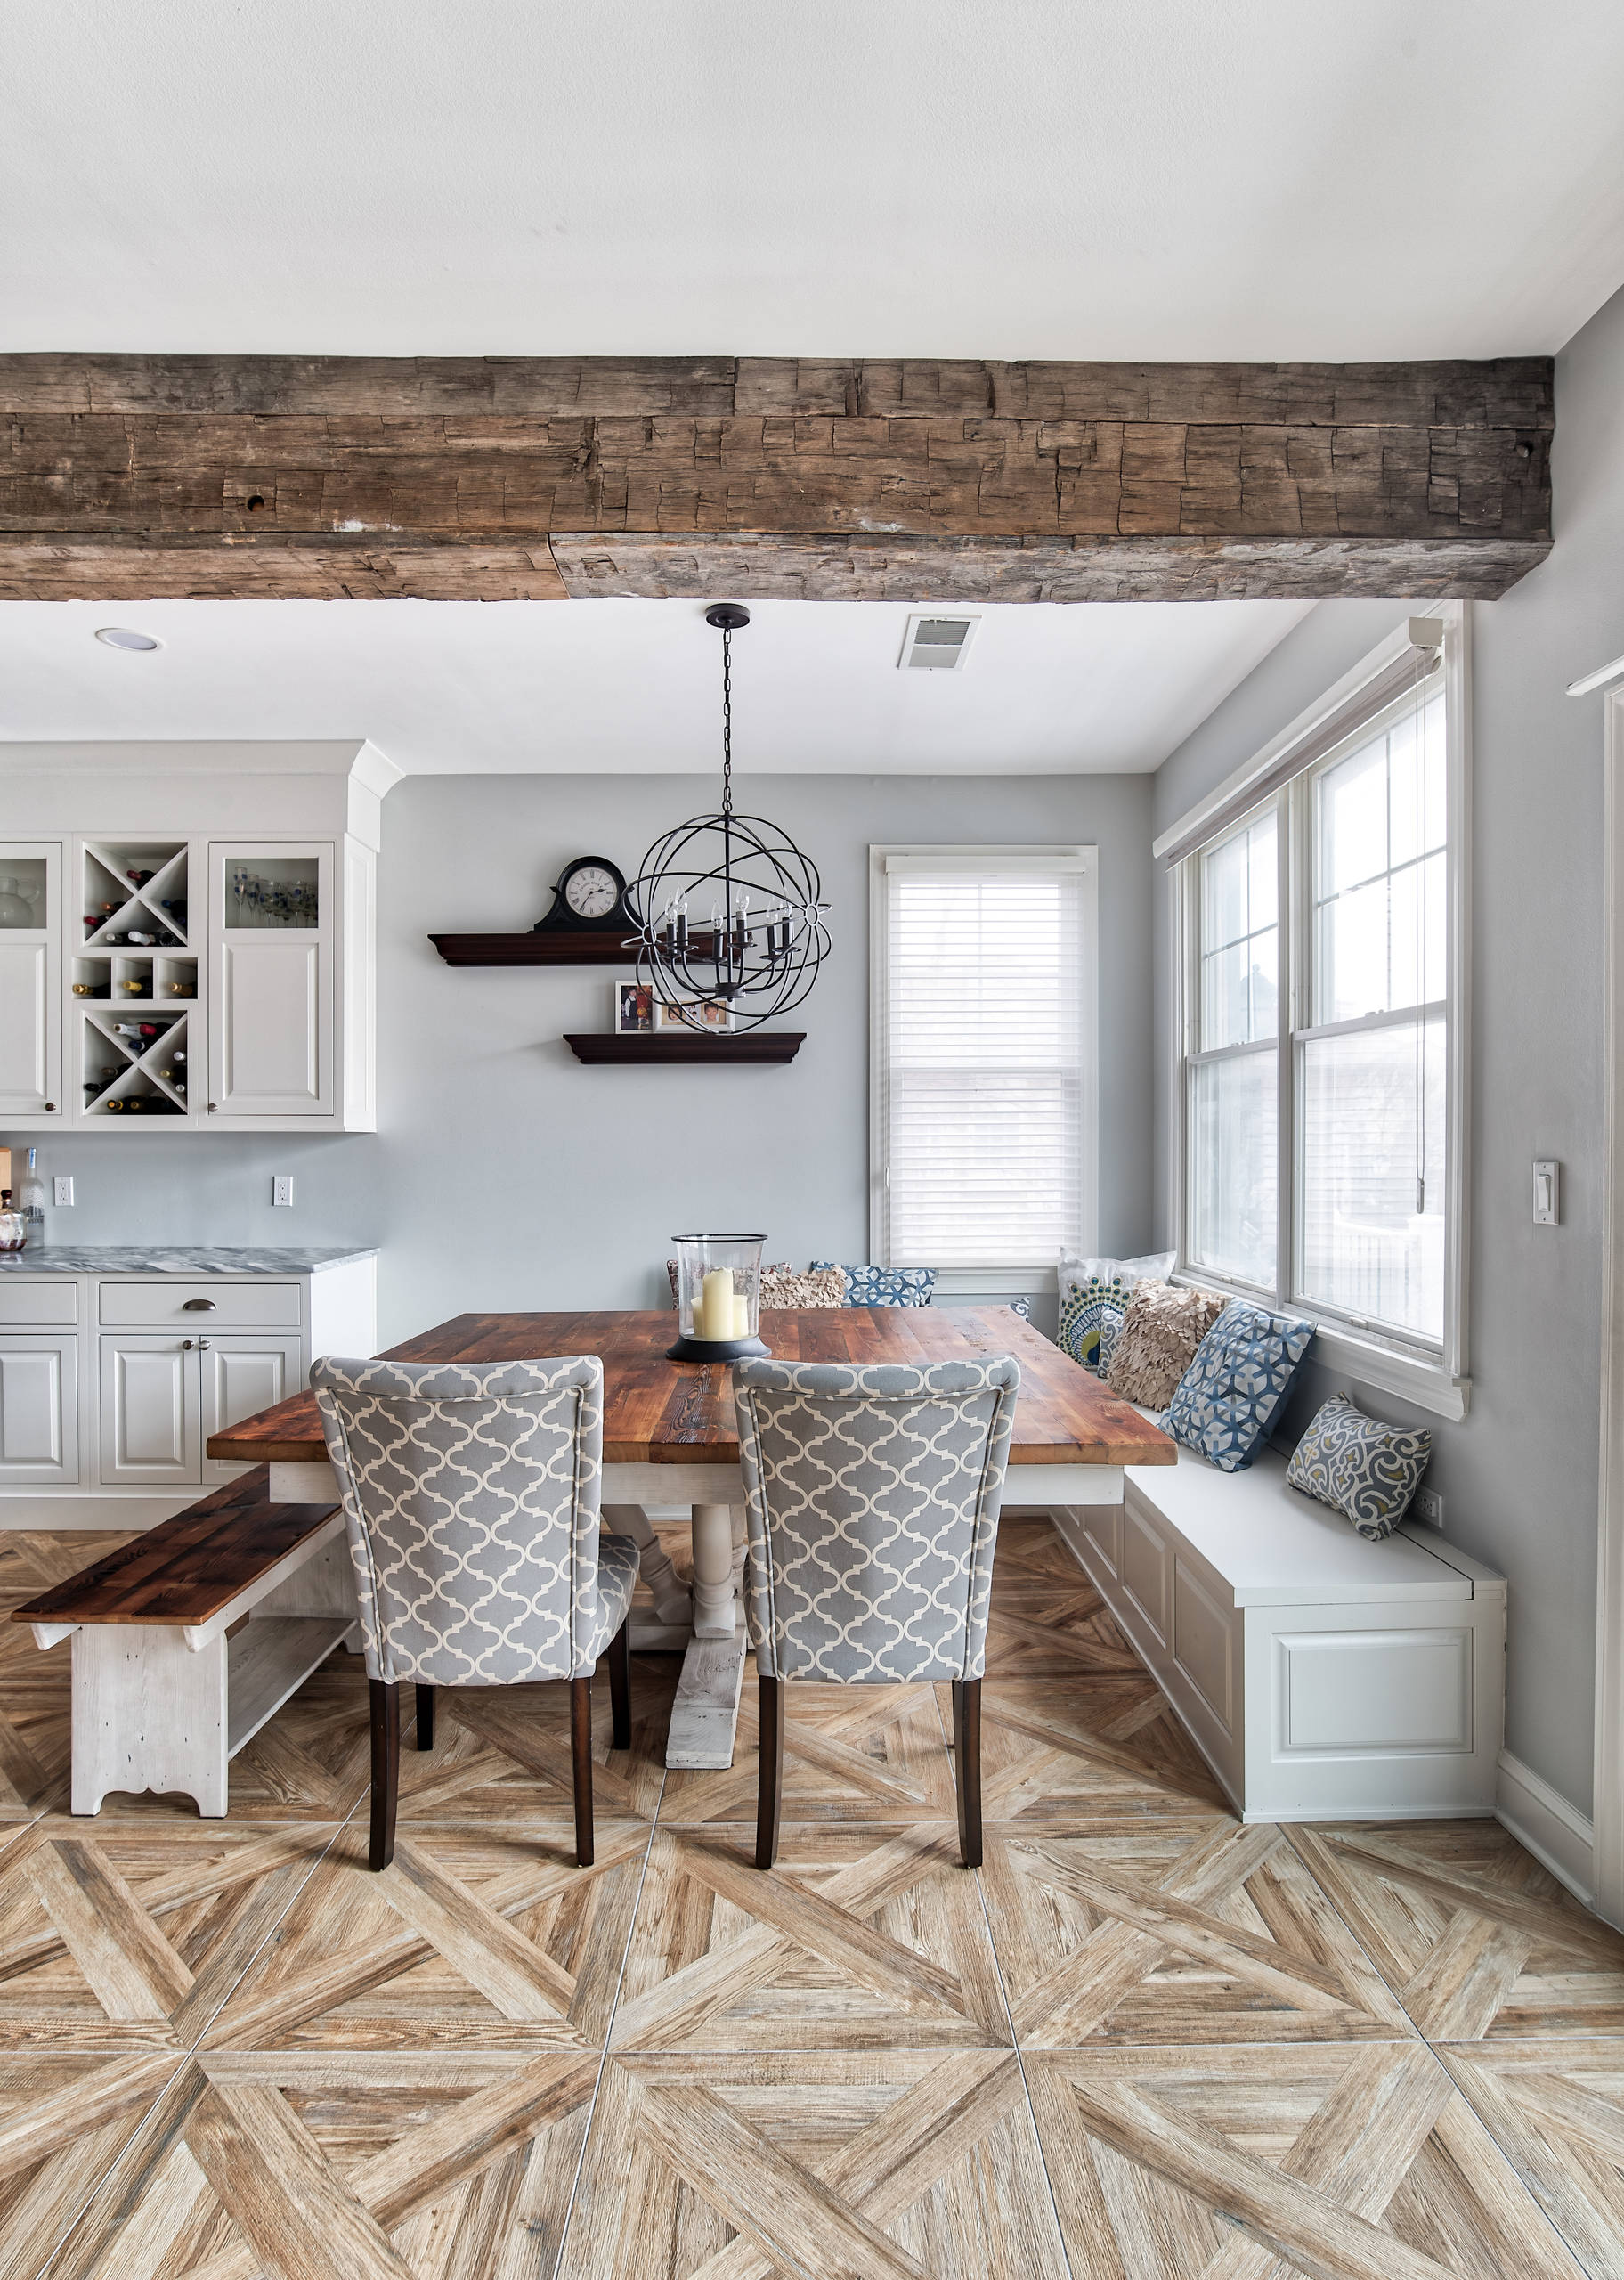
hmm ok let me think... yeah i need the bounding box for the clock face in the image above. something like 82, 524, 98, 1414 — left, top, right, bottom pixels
562, 861, 622, 921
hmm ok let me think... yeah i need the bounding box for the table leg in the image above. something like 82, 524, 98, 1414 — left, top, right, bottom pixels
665, 1501, 749, 1769
690, 1502, 737, 1639
603, 1503, 692, 1629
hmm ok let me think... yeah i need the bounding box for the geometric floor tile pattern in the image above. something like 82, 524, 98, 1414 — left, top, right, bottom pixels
0, 1512, 1620, 2278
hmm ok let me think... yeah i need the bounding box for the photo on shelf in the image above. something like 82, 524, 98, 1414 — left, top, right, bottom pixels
654, 996, 735, 1035
613, 978, 654, 1034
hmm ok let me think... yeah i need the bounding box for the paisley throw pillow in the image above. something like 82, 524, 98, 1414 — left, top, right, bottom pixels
1287, 1395, 1433, 1540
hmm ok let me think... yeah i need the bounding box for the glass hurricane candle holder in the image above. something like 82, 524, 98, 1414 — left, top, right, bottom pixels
669, 1233, 769, 1362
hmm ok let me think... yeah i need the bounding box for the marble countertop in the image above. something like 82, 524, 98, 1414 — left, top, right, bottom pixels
0, 1245, 378, 1274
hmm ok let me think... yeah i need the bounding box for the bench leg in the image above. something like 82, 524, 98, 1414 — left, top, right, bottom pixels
369, 1681, 400, 1871
415, 1684, 434, 1751
71, 1626, 229, 1817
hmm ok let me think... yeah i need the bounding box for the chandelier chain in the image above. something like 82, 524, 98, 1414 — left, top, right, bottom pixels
721, 624, 734, 817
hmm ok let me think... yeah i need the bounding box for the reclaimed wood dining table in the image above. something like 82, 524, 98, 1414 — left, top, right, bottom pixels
207, 1305, 1176, 1769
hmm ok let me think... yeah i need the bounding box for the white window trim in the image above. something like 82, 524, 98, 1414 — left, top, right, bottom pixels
1167, 603, 1473, 1423
868, 844, 1100, 1274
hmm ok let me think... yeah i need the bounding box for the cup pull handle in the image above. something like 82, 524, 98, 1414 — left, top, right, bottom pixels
182, 1299, 217, 1311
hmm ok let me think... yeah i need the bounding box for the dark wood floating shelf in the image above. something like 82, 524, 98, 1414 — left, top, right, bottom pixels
430, 932, 631, 966
564, 1032, 805, 1066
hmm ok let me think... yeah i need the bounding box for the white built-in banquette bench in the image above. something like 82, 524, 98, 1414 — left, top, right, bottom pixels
1052, 1430, 1506, 1823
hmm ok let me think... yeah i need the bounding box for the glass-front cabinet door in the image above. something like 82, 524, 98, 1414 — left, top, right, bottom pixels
208, 843, 335, 1119
0, 844, 61, 1120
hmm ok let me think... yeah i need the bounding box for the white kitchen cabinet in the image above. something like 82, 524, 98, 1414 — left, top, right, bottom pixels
0, 1334, 79, 1485
207, 841, 336, 1120
38, 830, 375, 1135
0, 843, 61, 1121
201, 1334, 304, 1481
99, 1334, 200, 1486
0, 1249, 375, 1523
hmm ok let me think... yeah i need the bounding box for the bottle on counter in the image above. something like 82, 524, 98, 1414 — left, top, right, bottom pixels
19, 1148, 45, 1240
0, 1191, 26, 1252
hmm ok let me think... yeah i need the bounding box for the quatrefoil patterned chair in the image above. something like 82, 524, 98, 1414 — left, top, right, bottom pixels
733, 1354, 1019, 1869
311, 1355, 639, 1870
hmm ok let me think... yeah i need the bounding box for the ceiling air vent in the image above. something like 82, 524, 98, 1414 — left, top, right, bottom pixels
898, 614, 979, 671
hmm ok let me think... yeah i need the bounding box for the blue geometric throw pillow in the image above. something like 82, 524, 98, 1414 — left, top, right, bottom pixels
1164, 1300, 1314, 1471
1287, 1394, 1432, 1540
810, 1263, 937, 1307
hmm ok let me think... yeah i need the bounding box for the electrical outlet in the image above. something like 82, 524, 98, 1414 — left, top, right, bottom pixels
1414, 1485, 1444, 1532
272, 1176, 295, 1209
53, 1177, 74, 1207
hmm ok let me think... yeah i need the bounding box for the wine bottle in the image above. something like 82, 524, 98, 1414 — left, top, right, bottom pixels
103, 1097, 126, 1113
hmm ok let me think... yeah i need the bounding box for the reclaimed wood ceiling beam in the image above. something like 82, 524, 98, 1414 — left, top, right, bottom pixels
0, 354, 1553, 604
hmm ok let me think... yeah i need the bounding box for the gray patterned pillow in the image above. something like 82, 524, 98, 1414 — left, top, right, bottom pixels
1286, 1394, 1432, 1540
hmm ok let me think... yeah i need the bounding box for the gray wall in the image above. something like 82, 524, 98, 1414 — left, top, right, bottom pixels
1150, 277, 1624, 1819
31, 767, 1155, 1346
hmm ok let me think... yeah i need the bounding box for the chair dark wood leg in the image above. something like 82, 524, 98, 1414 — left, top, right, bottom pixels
755, 1673, 784, 1870
369, 1680, 400, 1871
571, 1675, 595, 1868
607, 1617, 631, 1750
952, 1678, 983, 1869
415, 1683, 434, 1751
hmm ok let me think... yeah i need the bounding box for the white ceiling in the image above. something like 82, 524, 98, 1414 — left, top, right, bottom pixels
4, 0, 1622, 360
0, 598, 1313, 775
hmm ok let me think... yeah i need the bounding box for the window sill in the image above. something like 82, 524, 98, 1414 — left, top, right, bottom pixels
1309, 1322, 1470, 1423
932, 1267, 1060, 1296
1174, 1274, 1469, 1422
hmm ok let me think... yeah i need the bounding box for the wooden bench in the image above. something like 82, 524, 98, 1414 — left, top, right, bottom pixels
12, 1468, 358, 1816
1053, 1436, 1506, 1823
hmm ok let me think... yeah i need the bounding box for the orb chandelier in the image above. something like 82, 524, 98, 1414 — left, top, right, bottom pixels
626, 604, 830, 1032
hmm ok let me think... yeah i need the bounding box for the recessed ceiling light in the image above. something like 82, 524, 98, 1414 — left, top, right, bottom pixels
94, 626, 161, 652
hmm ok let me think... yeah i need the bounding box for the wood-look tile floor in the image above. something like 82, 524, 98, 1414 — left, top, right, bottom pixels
4, 1515, 1622, 2279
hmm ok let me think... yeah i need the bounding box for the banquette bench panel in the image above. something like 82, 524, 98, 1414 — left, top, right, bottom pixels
1057, 1437, 1506, 1823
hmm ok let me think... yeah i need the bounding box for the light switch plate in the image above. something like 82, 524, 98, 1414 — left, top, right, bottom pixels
53, 1177, 74, 1207
1533, 1160, 1560, 1225
272, 1176, 295, 1209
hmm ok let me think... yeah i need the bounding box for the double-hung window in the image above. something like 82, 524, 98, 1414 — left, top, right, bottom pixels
1175, 613, 1464, 1404
871, 848, 1097, 1269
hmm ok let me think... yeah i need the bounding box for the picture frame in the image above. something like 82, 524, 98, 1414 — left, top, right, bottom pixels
654, 995, 735, 1035
613, 978, 654, 1035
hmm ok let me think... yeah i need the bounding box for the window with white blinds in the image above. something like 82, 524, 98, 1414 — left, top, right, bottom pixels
1176, 629, 1465, 1386
872, 850, 1097, 1268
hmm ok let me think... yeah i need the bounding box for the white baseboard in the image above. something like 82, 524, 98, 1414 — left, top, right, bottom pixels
0, 1495, 195, 1531
1496, 1749, 1596, 1909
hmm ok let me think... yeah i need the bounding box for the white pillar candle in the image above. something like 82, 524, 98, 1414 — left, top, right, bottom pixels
698, 1266, 734, 1341
733, 1291, 751, 1338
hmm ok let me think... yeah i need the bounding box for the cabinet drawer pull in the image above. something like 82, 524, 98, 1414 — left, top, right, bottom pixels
181, 1299, 217, 1311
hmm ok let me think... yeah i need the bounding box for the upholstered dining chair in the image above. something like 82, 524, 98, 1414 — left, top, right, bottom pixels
310, 1355, 639, 1872
733, 1354, 1019, 1870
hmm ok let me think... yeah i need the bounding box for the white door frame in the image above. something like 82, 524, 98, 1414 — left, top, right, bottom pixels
1594, 681, 1624, 1927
